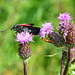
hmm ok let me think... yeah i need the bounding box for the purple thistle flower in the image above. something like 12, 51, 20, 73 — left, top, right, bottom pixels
57, 13, 75, 46
39, 22, 54, 38
57, 12, 72, 22
16, 31, 34, 44
58, 22, 74, 42
16, 31, 34, 59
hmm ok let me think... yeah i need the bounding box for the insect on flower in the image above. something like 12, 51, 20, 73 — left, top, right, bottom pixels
0, 23, 54, 44
0, 23, 40, 35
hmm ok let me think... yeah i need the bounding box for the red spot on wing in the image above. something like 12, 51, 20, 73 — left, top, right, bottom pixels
19, 24, 31, 27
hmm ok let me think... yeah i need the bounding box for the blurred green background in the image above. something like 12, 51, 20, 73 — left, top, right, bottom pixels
0, 0, 75, 75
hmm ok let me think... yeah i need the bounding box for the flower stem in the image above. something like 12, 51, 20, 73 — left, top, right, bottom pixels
23, 60, 27, 75
63, 49, 70, 75
60, 50, 65, 75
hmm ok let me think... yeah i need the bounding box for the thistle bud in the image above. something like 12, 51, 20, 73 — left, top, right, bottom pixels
48, 32, 64, 47
19, 43, 32, 59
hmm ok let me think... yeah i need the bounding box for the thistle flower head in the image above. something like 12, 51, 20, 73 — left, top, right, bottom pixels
57, 12, 72, 22
58, 22, 74, 39
57, 12, 75, 48
58, 21, 75, 46
16, 31, 34, 44
16, 31, 34, 59
39, 22, 54, 38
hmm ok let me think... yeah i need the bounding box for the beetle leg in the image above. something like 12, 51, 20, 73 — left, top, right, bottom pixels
42, 38, 54, 43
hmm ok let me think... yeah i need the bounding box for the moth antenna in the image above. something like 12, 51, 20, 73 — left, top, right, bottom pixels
0, 28, 11, 33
